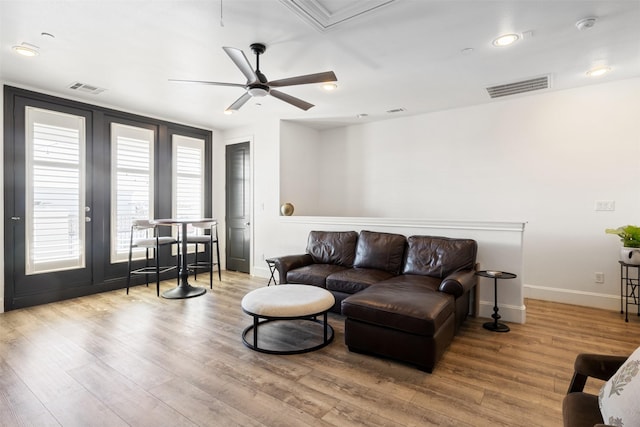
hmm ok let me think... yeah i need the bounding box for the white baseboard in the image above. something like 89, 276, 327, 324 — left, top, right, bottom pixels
523, 284, 621, 312
478, 301, 527, 324
252, 265, 271, 280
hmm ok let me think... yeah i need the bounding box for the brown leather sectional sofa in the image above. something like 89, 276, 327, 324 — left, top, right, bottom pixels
273, 230, 478, 372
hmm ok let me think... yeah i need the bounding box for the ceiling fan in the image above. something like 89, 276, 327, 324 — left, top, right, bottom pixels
170, 43, 338, 112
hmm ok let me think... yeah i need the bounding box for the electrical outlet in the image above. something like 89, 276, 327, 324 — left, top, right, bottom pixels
595, 272, 604, 283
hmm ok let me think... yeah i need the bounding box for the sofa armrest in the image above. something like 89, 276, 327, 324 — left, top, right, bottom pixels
273, 254, 313, 284
567, 353, 628, 393
438, 269, 477, 298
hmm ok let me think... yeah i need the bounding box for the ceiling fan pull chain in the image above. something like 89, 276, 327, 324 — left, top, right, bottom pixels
220, 0, 224, 27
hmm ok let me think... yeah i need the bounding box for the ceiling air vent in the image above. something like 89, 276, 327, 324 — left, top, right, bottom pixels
486, 76, 549, 99
68, 81, 105, 95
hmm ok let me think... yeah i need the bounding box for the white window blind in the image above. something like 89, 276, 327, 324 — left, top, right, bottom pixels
172, 135, 205, 238
110, 123, 155, 263
25, 107, 86, 274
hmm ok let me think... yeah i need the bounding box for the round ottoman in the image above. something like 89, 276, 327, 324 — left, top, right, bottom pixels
241, 284, 335, 354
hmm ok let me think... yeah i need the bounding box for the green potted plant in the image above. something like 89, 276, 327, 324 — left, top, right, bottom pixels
606, 225, 640, 264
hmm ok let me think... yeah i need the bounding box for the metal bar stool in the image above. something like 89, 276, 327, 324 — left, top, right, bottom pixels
183, 221, 221, 289
126, 219, 179, 296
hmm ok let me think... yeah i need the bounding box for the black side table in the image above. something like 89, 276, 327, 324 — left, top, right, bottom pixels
619, 261, 640, 322
477, 270, 517, 332
265, 258, 278, 286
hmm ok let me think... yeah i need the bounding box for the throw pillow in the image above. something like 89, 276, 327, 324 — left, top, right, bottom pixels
599, 346, 640, 426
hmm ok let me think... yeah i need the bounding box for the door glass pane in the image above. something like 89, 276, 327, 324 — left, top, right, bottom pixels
110, 123, 154, 262
25, 107, 86, 274
172, 135, 205, 237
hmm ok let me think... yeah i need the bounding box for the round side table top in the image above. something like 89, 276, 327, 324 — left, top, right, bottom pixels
476, 270, 517, 280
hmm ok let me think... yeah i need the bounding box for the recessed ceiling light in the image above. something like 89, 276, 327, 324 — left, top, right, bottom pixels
586, 66, 611, 77
322, 83, 337, 91
12, 43, 39, 57
492, 34, 519, 47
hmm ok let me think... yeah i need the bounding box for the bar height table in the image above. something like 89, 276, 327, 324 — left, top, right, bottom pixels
476, 270, 517, 332
152, 218, 213, 299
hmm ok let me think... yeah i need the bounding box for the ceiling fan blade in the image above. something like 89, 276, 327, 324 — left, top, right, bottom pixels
226, 92, 252, 111
270, 89, 314, 111
269, 71, 337, 87
168, 79, 245, 88
222, 47, 258, 83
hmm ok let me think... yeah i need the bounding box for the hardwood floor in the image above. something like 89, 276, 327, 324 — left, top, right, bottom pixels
1, 271, 639, 427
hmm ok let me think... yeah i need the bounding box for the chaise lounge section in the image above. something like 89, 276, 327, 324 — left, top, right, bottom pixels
273, 230, 478, 372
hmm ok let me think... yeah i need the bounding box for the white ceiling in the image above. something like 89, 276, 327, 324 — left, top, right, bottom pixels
1, 0, 639, 131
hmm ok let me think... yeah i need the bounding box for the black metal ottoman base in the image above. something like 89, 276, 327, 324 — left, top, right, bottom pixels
241, 311, 334, 355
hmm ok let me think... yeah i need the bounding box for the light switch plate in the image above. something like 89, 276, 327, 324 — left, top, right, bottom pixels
595, 200, 615, 211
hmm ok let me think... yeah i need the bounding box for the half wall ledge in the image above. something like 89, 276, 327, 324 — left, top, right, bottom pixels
276, 217, 527, 324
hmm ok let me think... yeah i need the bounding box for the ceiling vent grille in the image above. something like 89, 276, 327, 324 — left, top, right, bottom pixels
68, 82, 105, 95
486, 76, 549, 98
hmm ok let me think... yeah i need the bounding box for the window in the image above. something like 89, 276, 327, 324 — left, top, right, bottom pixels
172, 134, 205, 237
110, 123, 155, 262
24, 107, 86, 274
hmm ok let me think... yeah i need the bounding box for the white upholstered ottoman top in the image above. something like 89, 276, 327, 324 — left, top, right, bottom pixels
241, 285, 335, 317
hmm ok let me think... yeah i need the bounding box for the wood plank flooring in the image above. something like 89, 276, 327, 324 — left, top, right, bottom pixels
1, 271, 639, 426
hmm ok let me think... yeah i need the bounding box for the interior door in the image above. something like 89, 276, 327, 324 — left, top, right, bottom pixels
4, 99, 93, 308
225, 142, 250, 273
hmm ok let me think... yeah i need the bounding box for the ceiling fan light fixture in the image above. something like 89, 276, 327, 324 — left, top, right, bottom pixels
223, 109, 234, 115
322, 83, 337, 91
492, 33, 519, 47
248, 86, 269, 97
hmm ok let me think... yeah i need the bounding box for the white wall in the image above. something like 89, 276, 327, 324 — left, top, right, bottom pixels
223, 77, 640, 318
4, 78, 637, 317
279, 121, 321, 216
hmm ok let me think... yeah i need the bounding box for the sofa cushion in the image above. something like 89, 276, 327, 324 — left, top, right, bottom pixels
307, 231, 358, 267
377, 274, 441, 292
341, 282, 454, 336
403, 236, 477, 278
287, 264, 348, 288
326, 268, 395, 294
353, 230, 406, 274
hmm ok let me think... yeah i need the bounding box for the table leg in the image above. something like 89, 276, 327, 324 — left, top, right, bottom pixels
483, 277, 510, 332
162, 222, 206, 299
621, 263, 624, 314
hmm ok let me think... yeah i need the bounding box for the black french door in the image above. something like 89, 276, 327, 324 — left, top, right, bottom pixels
4, 97, 95, 308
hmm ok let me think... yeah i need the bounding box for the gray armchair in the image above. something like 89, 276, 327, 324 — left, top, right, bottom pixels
562, 353, 629, 427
